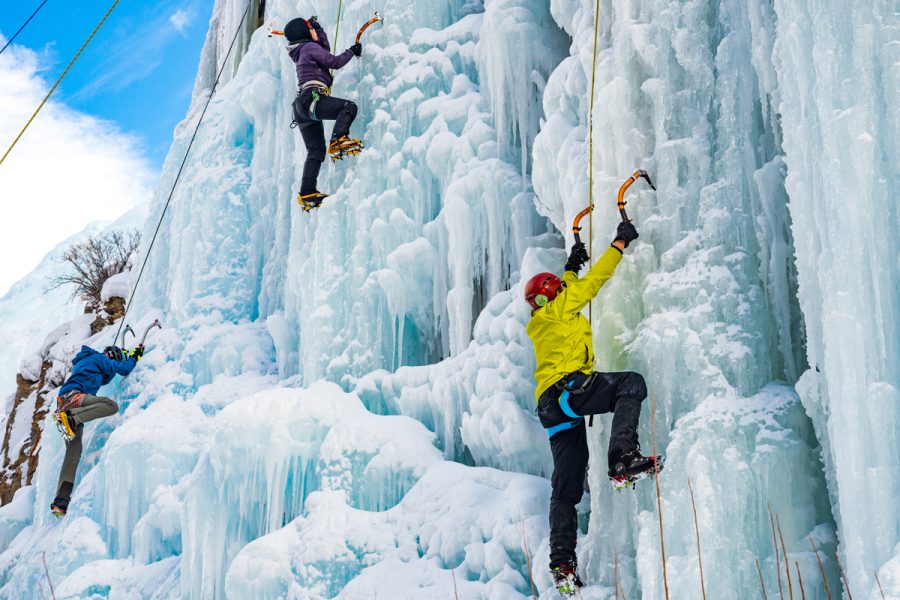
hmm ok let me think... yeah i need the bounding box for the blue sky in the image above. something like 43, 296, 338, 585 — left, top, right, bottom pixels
1, 0, 215, 168
0, 0, 215, 295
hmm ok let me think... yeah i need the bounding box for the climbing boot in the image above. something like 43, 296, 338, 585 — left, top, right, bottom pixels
608, 450, 665, 491
53, 410, 76, 443
297, 191, 329, 212
551, 561, 583, 597
50, 496, 69, 518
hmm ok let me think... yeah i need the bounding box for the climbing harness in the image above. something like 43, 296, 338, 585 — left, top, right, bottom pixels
544, 373, 596, 437
113, 0, 254, 343
0, 0, 121, 167
0, 0, 50, 57
616, 170, 656, 222
298, 80, 331, 121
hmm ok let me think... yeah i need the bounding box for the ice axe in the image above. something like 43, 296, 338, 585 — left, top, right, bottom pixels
134, 319, 162, 348
571, 169, 656, 246
118, 319, 161, 351
355, 12, 384, 43
616, 169, 655, 222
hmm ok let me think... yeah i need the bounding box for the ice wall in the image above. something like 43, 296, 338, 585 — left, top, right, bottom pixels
2, 0, 571, 597
0, 0, 895, 598
532, 0, 839, 597
772, 0, 900, 595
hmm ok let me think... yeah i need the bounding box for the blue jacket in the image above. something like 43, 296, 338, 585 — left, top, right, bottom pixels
59, 346, 137, 396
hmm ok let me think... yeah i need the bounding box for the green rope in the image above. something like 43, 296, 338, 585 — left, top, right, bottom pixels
334, 0, 345, 48
330, 0, 344, 78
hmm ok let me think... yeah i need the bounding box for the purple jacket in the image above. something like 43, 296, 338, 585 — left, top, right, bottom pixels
288, 26, 353, 89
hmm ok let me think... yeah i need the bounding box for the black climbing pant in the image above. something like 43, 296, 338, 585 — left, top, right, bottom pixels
292, 90, 358, 194
537, 370, 647, 568
55, 392, 118, 501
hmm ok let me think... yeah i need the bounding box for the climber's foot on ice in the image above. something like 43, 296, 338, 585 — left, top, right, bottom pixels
53, 410, 76, 443
50, 497, 69, 518
551, 561, 583, 597
297, 192, 328, 212
328, 135, 363, 161
608, 451, 665, 491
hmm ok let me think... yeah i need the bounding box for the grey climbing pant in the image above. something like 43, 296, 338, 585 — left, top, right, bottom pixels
55, 392, 118, 500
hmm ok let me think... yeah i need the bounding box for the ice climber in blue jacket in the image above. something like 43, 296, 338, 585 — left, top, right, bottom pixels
50, 344, 143, 517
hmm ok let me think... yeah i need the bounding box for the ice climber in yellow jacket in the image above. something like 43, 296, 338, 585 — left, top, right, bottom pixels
525, 220, 662, 596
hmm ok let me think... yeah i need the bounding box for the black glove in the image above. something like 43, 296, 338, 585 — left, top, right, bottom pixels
613, 221, 639, 248
350, 43, 362, 57
130, 345, 144, 361
565, 241, 590, 273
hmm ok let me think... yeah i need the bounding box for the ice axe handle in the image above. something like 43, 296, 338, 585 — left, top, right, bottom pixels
355, 13, 383, 44
572, 204, 593, 246
137, 319, 162, 347
616, 170, 656, 222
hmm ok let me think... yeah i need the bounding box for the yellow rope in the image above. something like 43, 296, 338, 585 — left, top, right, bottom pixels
587, 0, 601, 325
0, 0, 121, 167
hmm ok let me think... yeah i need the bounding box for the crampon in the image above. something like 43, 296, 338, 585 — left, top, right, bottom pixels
609, 453, 665, 491
297, 192, 328, 212
53, 409, 76, 443
328, 136, 363, 161
551, 562, 583, 597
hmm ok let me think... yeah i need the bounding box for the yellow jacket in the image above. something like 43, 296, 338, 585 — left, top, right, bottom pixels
526, 247, 622, 401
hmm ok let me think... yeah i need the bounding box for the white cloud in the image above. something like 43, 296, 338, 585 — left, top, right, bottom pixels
170, 8, 195, 35
0, 45, 155, 296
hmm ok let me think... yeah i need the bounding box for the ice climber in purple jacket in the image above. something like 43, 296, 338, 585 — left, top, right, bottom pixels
285, 16, 363, 209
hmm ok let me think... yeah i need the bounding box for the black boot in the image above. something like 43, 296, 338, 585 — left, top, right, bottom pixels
550, 560, 584, 596
50, 496, 69, 517
608, 449, 665, 490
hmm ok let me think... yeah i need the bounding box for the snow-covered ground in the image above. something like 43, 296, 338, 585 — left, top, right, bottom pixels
0, 0, 896, 598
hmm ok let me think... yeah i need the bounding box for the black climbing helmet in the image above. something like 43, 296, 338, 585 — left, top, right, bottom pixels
284, 18, 313, 44
104, 346, 126, 362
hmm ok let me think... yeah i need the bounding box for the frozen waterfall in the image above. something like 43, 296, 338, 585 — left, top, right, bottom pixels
0, 0, 896, 598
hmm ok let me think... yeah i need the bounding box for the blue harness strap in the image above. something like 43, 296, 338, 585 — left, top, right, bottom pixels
545, 385, 583, 438
545, 419, 582, 437
558, 389, 580, 419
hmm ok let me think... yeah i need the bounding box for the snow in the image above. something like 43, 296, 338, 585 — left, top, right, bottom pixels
0, 0, 895, 598
100, 271, 132, 303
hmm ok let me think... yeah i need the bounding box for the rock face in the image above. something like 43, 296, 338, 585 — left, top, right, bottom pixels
0, 369, 55, 506
0, 296, 126, 506
90, 296, 126, 336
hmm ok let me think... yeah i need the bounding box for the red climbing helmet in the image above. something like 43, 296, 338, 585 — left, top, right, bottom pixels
524, 272, 563, 310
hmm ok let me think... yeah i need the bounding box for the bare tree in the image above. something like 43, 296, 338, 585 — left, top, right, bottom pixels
48, 230, 141, 309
